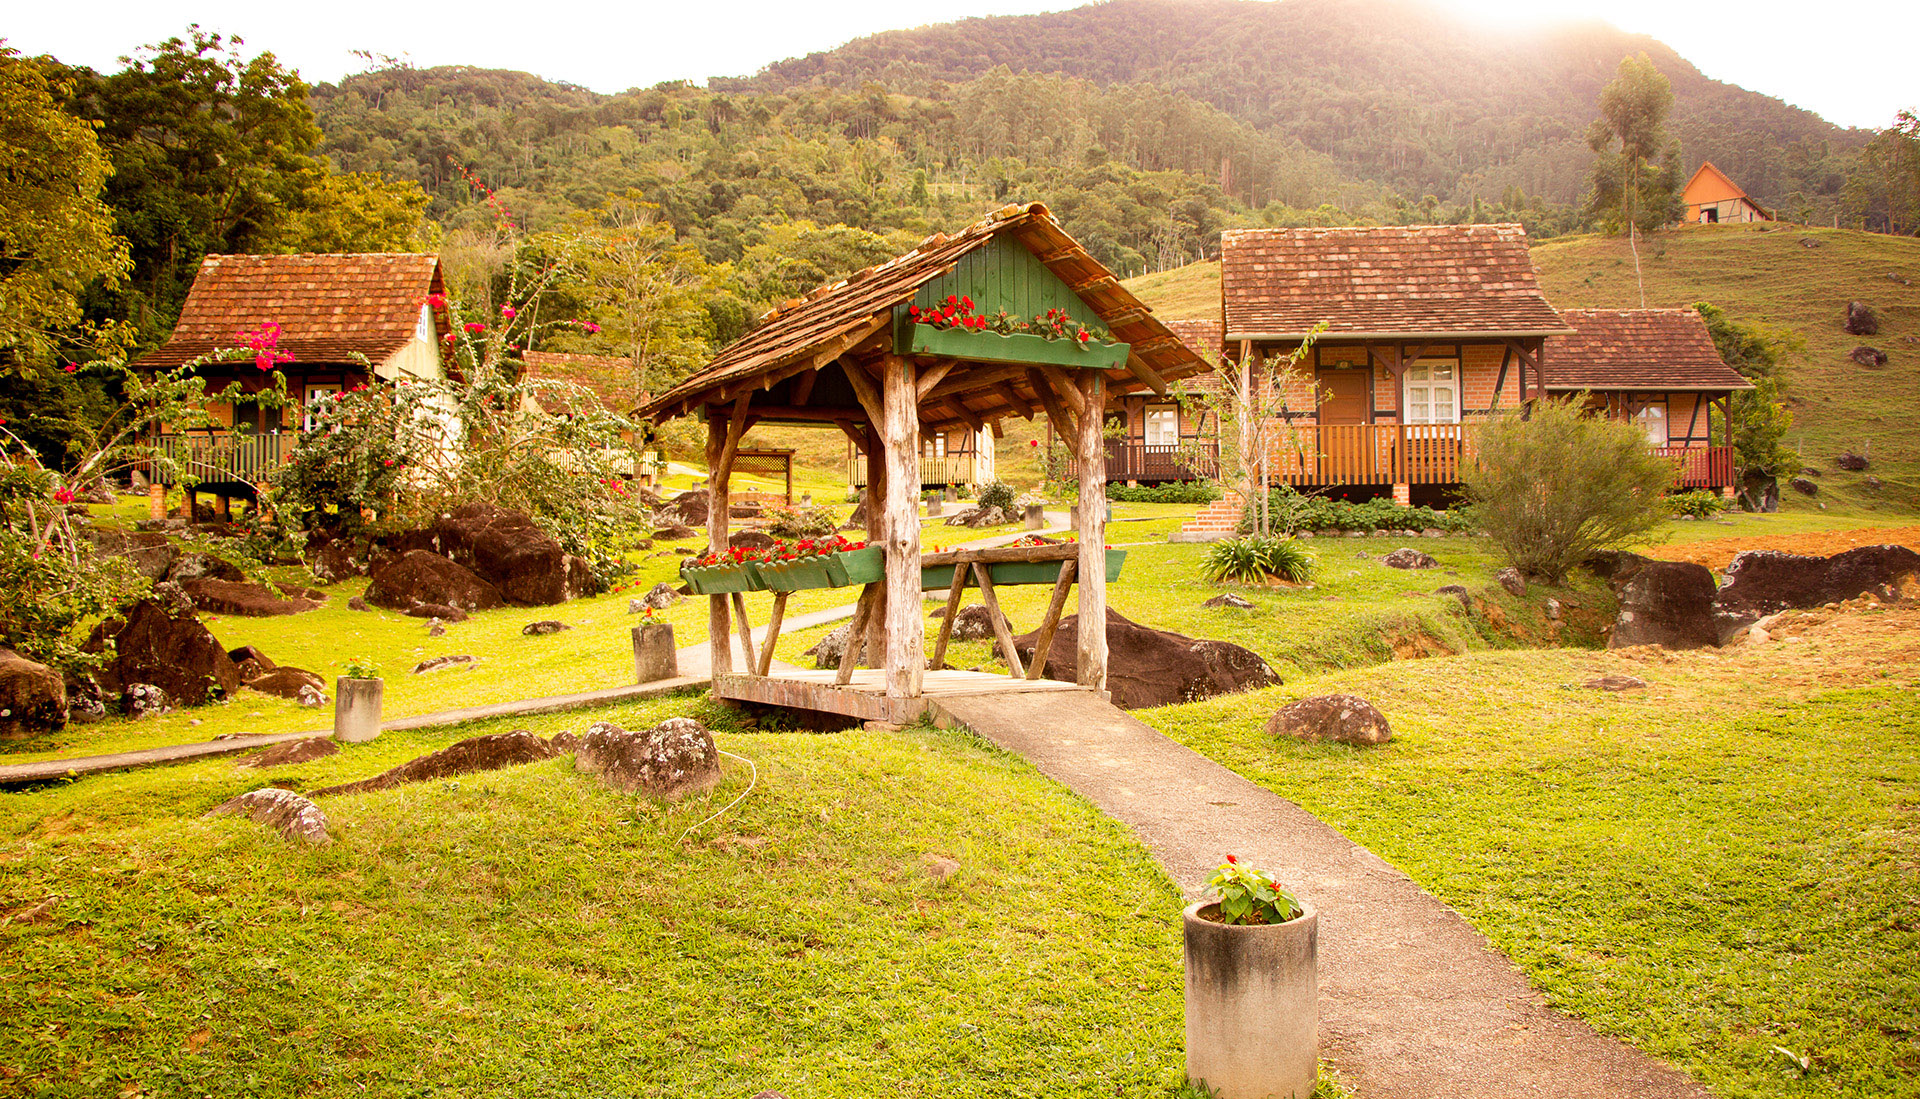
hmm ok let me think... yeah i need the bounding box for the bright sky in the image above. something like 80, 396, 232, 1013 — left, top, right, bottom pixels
3, 0, 1910, 131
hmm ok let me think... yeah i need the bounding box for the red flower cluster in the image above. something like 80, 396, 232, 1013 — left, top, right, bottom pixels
909, 295, 987, 331
464, 322, 487, 334
425, 293, 449, 311
1008, 533, 1075, 548
234, 322, 294, 372
52, 487, 75, 504
687, 534, 867, 569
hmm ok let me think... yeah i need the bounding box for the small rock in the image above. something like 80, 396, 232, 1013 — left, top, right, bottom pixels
1866, 476, 1883, 490
1836, 452, 1869, 471
204, 788, 330, 845
1434, 585, 1471, 611
247, 667, 326, 699
1844, 300, 1879, 336
413, 655, 475, 674
1789, 476, 1818, 496
864, 720, 906, 733
549, 730, 579, 754
947, 605, 994, 641
574, 717, 722, 800
1495, 567, 1526, 597
124, 682, 172, 718
1798, 237, 1822, 248
923, 855, 961, 881
240, 737, 340, 768
1382, 547, 1438, 569
1545, 598, 1563, 620
522, 620, 570, 636
314, 731, 557, 797
652, 523, 698, 541
1266, 694, 1393, 746
1582, 674, 1647, 691
404, 603, 468, 622
638, 581, 684, 611
347, 596, 371, 612
295, 684, 327, 708
1422, 529, 1446, 538
1743, 627, 1772, 645
427, 619, 446, 637
804, 624, 853, 669
1849, 346, 1888, 367
1354, 550, 1371, 560
1203, 593, 1256, 609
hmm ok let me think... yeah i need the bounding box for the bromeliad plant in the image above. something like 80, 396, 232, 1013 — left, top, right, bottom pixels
909, 296, 1113, 346
1205, 855, 1303, 926
1201, 535, 1315, 585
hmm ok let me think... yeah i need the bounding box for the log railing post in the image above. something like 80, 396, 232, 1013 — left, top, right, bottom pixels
880, 355, 924, 699
1075, 371, 1108, 691
705, 411, 732, 682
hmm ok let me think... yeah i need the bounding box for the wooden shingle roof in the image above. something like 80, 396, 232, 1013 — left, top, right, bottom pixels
1545, 310, 1754, 392
638, 203, 1208, 428
142, 253, 446, 369
1221, 225, 1572, 341
520, 351, 645, 414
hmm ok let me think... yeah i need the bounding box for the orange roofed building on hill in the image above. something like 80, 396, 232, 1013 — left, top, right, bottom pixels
137, 253, 453, 508
1681, 162, 1773, 224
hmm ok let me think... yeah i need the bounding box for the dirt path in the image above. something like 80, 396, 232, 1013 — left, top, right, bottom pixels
1649, 524, 1920, 570
933, 691, 1713, 1099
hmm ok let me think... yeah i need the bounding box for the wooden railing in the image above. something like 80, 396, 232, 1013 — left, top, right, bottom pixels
1097, 439, 1220, 482
849, 453, 984, 488
146, 432, 295, 486
1654, 446, 1735, 489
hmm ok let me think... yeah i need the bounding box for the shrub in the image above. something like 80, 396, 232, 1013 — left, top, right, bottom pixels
1107, 481, 1223, 504
1257, 486, 1475, 534
1665, 489, 1730, 519
1202, 536, 1315, 584
765, 503, 838, 539
1459, 399, 1676, 584
977, 480, 1016, 512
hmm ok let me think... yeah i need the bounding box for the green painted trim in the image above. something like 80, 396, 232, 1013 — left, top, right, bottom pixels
919, 548, 1128, 591
898, 324, 1130, 370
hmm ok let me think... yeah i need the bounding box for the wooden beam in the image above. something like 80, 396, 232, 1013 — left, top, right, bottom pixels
835, 420, 867, 450
993, 381, 1036, 419
1025, 557, 1077, 680
729, 592, 755, 678
1036, 365, 1087, 416
757, 591, 789, 676
836, 585, 878, 686
715, 395, 752, 482
720, 404, 866, 423
704, 414, 731, 681
929, 555, 971, 671
789, 372, 816, 408
1075, 371, 1108, 691
914, 358, 959, 401
1124, 352, 1169, 396
1028, 368, 1078, 442
921, 363, 1028, 404
880, 354, 924, 700
941, 399, 984, 433
972, 563, 1025, 678
838, 355, 885, 425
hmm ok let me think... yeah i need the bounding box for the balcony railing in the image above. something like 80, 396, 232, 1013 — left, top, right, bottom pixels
849, 453, 985, 488
1075, 424, 1735, 490
145, 432, 296, 486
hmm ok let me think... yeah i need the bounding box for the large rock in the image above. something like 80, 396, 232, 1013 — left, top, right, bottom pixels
729, 529, 778, 552
1712, 545, 1920, 641
945, 505, 1008, 528
101, 593, 243, 705
1789, 476, 1819, 496
365, 550, 504, 613
93, 529, 179, 580
246, 667, 327, 700
0, 649, 67, 739
240, 737, 340, 768
843, 490, 870, 532
313, 731, 558, 797
1844, 300, 1879, 336
1608, 561, 1719, 650
1494, 568, 1527, 597
1011, 608, 1279, 710
574, 718, 722, 799
426, 504, 588, 606
946, 604, 995, 641
204, 788, 330, 845
180, 578, 322, 617
804, 624, 853, 669
636, 581, 683, 611
1836, 452, 1870, 471
1265, 695, 1393, 746
1849, 346, 1888, 367
1382, 547, 1438, 569
228, 645, 277, 683
662, 490, 710, 528
304, 532, 370, 583
652, 523, 698, 541
164, 553, 245, 584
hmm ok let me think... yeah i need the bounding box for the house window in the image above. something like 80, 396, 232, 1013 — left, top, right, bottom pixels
1144, 407, 1179, 446
304, 385, 339, 432
1403, 360, 1459, 425
1635, 403, 1668, 446
415, 303, 435, 341
924, 434, 947, 462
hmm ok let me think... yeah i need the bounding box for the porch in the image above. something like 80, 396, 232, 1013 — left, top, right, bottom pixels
143, 432, 294, 488
1265, 424, 1733, 490
847, 451, 989, 489
1096, 438, 1220, 483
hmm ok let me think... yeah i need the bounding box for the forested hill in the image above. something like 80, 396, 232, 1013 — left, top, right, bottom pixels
720, 0, 1863, 213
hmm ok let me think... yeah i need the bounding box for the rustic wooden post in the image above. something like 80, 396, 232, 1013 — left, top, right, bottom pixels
705, 412, 731, 681
863, 422, 888, 666
1075, 372, 1108, 690
880, 354, 924, 699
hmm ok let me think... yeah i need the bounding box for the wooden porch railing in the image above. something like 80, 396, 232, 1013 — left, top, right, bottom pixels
849, 453, 984, 487
146, 432, 295, 486
1653, 446, 1735, 490
1096, 439, 1220, 482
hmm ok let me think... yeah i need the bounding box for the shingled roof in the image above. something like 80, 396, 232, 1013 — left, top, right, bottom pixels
1545, 310, 1754, 392
1221, 225, 1572, 341
520, 351, 645, 414
638, 203, 1207, 429
142, 253, 447, 369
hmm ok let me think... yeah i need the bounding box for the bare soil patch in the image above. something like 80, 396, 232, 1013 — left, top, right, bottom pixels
1649, 525, 1920, 570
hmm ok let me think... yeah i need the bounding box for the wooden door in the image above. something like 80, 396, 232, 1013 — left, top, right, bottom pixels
1316, 369, 1374, 483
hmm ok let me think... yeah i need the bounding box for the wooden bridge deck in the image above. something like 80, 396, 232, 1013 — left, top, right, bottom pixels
713, 669, 1099, 724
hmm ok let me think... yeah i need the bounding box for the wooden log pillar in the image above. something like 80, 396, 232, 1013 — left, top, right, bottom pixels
705, 413, 732, 682
879, 355, 924, 699
1075, 372, 1108, 691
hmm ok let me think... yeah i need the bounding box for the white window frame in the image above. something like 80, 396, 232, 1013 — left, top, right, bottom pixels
1635, 402, 1668, 446
924, 434, 947, 461
303, 385, 339, 432
1402, 359, 1460, 426
1144, 406, 1179, 447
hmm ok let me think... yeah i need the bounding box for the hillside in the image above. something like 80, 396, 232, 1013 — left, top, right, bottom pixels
727, 0, 1865, 213
1121, 226, 1920, 511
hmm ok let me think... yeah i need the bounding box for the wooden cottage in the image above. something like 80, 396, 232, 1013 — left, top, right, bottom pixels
1681, 162, 1773, 225
636, 202, 1208, 717
1545, 309, 1752, 488
1084, 317, 1225, 484
1219, 224, 1574, 506
138, 253, 452, 504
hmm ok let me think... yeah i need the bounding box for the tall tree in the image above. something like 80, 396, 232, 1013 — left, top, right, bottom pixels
0, 47, 131, 373
1585, 54, 1683, 305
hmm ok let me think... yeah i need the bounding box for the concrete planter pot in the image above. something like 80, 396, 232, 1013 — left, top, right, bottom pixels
632, 622, 677, 683
333, 677, 384, 743
1183, 900, 1318, 1099
1023, 503, 1046, 530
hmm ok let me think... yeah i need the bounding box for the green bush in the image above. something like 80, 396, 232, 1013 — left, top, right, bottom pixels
1107, 481, 1223, 504
1201, 535, 1315, 584
977, 480, 1016, 512
1459, 399, 1676, 584
1254, 486, 1475, 534
1664, 489, 1730, 519
765, 504, 839, 539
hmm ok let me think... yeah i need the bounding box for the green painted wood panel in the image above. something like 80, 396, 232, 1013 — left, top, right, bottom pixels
893, 234, 1121, 366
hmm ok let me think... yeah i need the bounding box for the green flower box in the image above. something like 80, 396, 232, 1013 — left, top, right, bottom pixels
679, 561, 766, 595
836, 545, 886, 585
919, 548, 1127, 591
898, 324, 1131, 371
744, 545, 884, 592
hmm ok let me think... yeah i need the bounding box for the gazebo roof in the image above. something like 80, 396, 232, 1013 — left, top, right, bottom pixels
637, 203, 1208, 432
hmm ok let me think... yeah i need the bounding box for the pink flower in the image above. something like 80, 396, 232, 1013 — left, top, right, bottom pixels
464, 322, 487, 334
580, 321, 602, 334
62, 363, 77, 373
383, 458, 395, 467
426, 293, 449, 310
53, 488, 75, 504
501, 305, 517, 319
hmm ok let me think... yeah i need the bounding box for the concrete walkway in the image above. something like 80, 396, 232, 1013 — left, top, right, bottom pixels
930, 691, 1712, 1099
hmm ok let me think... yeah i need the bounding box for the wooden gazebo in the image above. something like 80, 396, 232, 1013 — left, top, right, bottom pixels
637, 202, 1209, 719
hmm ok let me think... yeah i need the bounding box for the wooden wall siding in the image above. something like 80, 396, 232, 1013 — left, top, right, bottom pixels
906, 235, 1106, 333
